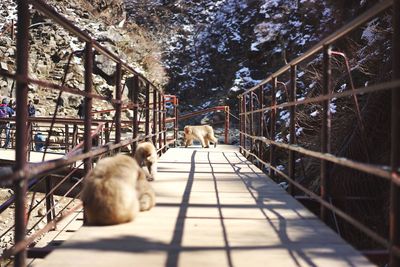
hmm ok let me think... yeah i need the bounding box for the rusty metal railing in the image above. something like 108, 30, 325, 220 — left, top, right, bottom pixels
0, 1, 177, 266
239, 0, 399, 265
178, 105, 230, 144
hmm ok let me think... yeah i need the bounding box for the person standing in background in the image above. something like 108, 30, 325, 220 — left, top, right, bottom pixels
77, 99, 85, 119
28, 100, 36, 117
0, 98, 15, 148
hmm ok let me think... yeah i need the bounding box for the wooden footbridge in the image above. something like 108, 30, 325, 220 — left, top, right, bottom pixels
1, 0, 400, 267
29, 145, 373, 267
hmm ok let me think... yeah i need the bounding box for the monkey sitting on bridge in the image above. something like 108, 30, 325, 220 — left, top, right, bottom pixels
183, 125, 217, 148
134, 141, 158, 181
81, 154, 155, 226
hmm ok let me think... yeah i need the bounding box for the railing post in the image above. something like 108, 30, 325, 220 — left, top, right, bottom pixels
250, 92, 254, 158
14, 1, 30, 265
83, 41, 93, 173
162, 94, 167, 151
243, 93, 247, 155
72, 124, 78, 148
258, 86, 264, 169
224, 106, 229, 144
45, 177, 55, 225
270, 78, 277, 178
115, 62, 122, 149
152, 88, 158, 146
105, 122, 110, 143
239, 96, 243, 154
174, 97, 179, 147
65, 124, 69, 153
145, 83, 150, 141
158, 91, 162, 153
28, 122, 32, 161
321, 45, 332, 222
390, 1, 400, 265
289, 65, 297, 196
132, 76, 139, 154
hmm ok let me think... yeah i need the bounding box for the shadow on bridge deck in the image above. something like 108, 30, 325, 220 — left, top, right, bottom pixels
31, 145, 374, 267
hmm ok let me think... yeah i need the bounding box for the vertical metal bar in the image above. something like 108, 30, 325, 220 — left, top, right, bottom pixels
243, 94, 247, 154
65, 124, 69, 153
145, 83, 150, 141
174, 97, 179, 147
132, 76, 139, 154
289, 65, 297, 196
162, 94, 167, 151
115, 63, 122, 147
14, 1, 30, 266
172, 98, 178, 146
321, 46, 332, 222
239, 96, 243, 154
390, 1, 400, 265
28, 122, 32, 161
83, 41, 93, 173
45, 177, 54, 225
270, 78, 277, 178
258, 86, 264, 169
250, 92, 254, 157
158, 91, 162, 152
225, 106, 229, 144
72, 124, 78, 149
105, 122, 110, 143
152, 88, 157, 145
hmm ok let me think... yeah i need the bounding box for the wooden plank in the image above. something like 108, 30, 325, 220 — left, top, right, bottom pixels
32, 145, 375, 267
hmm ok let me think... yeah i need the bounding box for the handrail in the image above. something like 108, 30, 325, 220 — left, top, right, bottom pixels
0, 1, 177, 265
238, 1, 399, 265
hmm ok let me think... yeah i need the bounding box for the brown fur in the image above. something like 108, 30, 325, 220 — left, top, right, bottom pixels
134, 141, 158, 181
183, 125, 217, 148
81, 154, 155, 226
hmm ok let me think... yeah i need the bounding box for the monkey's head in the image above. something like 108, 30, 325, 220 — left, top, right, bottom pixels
181, 126, 192, 146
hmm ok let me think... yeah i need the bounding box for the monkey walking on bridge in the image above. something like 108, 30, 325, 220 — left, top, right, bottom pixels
183, 125, 217, 148
134, 141, 158, 181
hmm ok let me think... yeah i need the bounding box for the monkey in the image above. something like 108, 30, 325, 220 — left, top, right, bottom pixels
134, 141, 158, 181
183, 125, 217, 148
136, 166, 156, 211
81, 154, 155, 226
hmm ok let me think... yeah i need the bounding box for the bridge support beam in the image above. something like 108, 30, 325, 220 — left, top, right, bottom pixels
132, 76, 139, 153
320, 45, 332, 223
152, 88, 158, 146
14, 0, 30, 266
269, 78, 277, 178
145, 83, 150, 141
289, 65, 297, 196
115, 63, 122, 148
83, 41, 93, 173
390, 0, 400, 265
257, 86, 264, 169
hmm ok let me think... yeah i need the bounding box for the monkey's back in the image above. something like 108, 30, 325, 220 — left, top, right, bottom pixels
81, 155, 140, 225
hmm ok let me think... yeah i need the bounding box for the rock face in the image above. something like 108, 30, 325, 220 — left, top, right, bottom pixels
124, 0, 384, 114
0, 0, 167, 118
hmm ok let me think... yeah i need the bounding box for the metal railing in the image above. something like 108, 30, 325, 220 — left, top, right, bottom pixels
0, 1, 178, 266
239, 0, 399, 265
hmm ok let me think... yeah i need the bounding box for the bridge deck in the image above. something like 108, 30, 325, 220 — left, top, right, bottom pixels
33, 145, 374, 267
